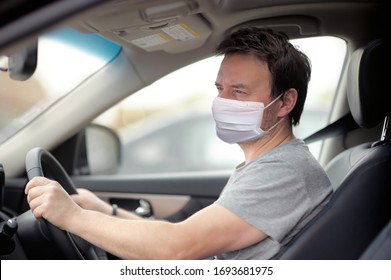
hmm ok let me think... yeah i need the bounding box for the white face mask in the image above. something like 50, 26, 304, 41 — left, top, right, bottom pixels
212, 94, 283, 144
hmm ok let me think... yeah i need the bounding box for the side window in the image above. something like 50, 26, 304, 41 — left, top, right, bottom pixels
291, 36, 346, 157
93, 36, 346, 175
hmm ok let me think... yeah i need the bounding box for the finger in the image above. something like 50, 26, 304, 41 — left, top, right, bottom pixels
26, 183, 45, 205
25, 176, 52, 195
29, 198, 45, 219
71, 188, 90, 205
31, 206, 44, 219
75, 188, 89, 195
71, 193, 81, 205
25, 178, 51, 204
26, 185, 48, 219
26, 179, 63, 207
26, 182, 50, 210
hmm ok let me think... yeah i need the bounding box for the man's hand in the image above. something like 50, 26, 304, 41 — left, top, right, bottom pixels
25, 176, 81, 230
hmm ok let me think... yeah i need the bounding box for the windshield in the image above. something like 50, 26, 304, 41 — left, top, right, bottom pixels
0, 28, 121, 144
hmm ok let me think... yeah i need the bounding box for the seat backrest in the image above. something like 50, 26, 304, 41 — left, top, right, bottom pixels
360, 218, 391, 259
275, 39, 391, 259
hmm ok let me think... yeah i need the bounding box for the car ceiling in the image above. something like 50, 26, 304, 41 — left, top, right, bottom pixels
73, 0, 383, 84
0, 0, 385, 177
0, 0, 384, 86
1, 0, 383, 56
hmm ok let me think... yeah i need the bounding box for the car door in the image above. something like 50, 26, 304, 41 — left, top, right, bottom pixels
72, 170, 230, 221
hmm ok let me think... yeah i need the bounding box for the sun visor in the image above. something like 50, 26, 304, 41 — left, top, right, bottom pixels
111, 15, 211, 53
74, 0, 213, 53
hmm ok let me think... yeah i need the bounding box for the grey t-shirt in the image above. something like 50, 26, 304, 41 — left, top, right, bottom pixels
214, 138, 333, 259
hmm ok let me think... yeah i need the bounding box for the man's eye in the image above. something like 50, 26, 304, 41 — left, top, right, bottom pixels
233, 89, 246, 95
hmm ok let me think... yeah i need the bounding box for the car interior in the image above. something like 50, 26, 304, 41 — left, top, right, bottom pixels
0, 0, 388, 260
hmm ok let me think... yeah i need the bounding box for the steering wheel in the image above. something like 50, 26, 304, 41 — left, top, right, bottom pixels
16, 147, 100, 259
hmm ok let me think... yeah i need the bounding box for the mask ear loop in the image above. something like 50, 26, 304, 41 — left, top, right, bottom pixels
265, 116, 285, 133
264, 92, 284, 109
264, 92, 286, 132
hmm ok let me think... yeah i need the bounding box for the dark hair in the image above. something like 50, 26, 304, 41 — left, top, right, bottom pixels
215, 27, 311, 126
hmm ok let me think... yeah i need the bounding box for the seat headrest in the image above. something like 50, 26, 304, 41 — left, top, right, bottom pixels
347, 39, 387, 128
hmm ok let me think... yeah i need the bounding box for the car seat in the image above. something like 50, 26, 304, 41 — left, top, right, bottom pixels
360, 218, 391, 259
275, 39, 391, 259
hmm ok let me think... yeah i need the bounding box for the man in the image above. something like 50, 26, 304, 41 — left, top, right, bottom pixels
25, 27, 332, 260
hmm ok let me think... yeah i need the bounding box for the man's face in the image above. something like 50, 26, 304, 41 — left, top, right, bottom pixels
215, 54, 272, 103
214, 53, 281, 132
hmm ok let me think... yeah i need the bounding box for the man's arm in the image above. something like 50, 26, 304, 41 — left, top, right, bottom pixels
71, 188, 143, 220
71, 203, 267, 259
25, 177, 267, 259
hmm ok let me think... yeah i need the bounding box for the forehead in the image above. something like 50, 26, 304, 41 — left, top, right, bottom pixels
216, 54, 270, 86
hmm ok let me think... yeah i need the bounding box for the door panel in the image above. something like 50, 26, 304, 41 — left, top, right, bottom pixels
96, 192, 190, 219
72, 172, 229, 221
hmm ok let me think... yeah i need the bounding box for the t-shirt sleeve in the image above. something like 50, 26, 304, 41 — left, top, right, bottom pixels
215, 158, 312, 242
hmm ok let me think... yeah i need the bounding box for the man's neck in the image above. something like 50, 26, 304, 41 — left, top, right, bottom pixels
239, 126, 295, 164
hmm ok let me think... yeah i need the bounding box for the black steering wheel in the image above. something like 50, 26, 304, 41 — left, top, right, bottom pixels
16, 147, 100, 259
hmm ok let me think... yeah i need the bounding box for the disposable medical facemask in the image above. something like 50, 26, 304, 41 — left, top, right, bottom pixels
212, 93, 283, 144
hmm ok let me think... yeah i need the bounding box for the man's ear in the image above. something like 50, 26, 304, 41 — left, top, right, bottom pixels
278, 88, 297, 117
